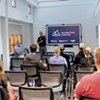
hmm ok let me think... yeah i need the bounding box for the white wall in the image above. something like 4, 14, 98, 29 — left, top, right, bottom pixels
9, 23, 22, 34
22, 23, 34, 49
33, 2, 98, 53
0, 0, 5, 17
0, 17, 2, 55
8, 0, 34, 23
0, 0, 34, 23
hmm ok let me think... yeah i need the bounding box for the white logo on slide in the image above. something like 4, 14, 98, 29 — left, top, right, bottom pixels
52, 30, 61, 36
70, 40, 76, 42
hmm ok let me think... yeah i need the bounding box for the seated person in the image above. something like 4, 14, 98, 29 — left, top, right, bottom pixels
0, 58, 17, 100
79, 45, 94, 67
74, 43, 85, 65
49, 46, 68, 68
74, 47, 100, 100
14, 40, 29, 58
24, 44, 47, 70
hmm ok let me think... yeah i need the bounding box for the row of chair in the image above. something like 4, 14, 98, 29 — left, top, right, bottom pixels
5, 70, 66, 100
5, 70, 96, 100
10, 51, 75, 70
9, 57, 97, 100
10, 57, 48, 70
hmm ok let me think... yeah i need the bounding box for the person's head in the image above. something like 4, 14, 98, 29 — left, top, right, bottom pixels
16, 40, 21, 46
39, 31, 43, 36
54, 46, 60, 56
94, 48, 100, 67
79, 43, 85, 51
30, 44, 37, 53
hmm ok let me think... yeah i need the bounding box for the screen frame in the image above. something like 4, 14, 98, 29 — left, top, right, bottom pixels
46, 24, 82, 46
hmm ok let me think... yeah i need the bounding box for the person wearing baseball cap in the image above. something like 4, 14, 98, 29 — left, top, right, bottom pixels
74, 43, 86, 64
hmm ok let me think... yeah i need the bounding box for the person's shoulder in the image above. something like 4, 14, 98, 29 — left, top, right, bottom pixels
50, 56, 55, 60
50, 56, 54, 59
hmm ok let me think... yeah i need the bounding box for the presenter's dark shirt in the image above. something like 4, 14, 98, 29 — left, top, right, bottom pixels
37, 36, 46, 47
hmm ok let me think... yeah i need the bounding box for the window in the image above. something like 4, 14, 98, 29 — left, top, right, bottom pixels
12, 0, 16, 8
28, 5, 31, 14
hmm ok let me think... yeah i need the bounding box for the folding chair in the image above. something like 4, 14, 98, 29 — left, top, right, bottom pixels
38, 71, 65, 99
76, 64, 95, 72
48, 64, 68, 77
5, 70, 27, 87
10, 58, 24, 70
74, 71, 93, 88
19, 86, 54, 100
48, 64, 69, 99
72, 71, 94, 100
5, 70, 27, 97
21, 64, 38, 86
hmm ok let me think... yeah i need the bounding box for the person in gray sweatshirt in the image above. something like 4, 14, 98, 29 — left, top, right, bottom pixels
24, 44, 47, 70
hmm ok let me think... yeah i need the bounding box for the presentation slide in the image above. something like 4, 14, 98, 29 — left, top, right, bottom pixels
46, 24, 82, 45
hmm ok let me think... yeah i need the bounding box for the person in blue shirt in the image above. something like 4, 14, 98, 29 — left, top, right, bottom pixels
14, 40, 29, 58
49, 45, 68, 68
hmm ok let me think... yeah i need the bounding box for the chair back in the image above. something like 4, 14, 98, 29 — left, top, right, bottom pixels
10, 58, 24, 69
48, 64, 67, 76
76, 64, 95, 71
38, 71, 62, 88
21, 64, 38, 77
74, 71, 93, 85
5, 70, 27, 87
19, 86, 54, 100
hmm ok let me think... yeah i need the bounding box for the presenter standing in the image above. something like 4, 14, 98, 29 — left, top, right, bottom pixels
37, 31, 47, 57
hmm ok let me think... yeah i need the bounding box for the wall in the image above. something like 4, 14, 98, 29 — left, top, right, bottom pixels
33, 2, 98, 53
8, 0, 34, 23
22, 23, 34, 49
0, 17, 2, 55
0, 0, 34, 23
0, 0, 5, 17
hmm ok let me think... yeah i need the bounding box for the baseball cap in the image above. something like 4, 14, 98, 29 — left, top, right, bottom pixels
79, 43, 85, 48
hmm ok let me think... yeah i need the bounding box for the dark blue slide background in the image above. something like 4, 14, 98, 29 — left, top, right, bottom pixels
46, 24, 81, 45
